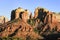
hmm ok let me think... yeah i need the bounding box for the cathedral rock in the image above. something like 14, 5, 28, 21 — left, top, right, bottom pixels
0, 7, 60, 40
11, 7, 30, 22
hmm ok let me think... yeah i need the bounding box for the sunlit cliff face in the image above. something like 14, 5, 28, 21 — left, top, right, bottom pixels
22, 10, 30, 22
44, 12, 58, 25
15, 8, 24, 19
54, 14, 60, 22
34, 8, 38, 18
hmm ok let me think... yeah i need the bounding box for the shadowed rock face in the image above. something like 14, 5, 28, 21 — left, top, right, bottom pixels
34, 8, 48, 24
37, 8, 47, 23
11, 10, 16, 20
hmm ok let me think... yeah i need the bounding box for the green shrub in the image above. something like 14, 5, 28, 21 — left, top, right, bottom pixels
27, 19, 36, 26
1, 37, 24, 40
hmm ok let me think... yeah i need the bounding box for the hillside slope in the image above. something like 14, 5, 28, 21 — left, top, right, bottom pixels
0, 18, 43, 40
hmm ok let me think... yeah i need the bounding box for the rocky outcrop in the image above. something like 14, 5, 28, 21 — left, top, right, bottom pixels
11, 7, 30, 22
0, 16, 8, 24
34, 7, 60, 35
34, 7, 58, 24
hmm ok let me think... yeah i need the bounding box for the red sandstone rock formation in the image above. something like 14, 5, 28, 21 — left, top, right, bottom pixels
0, 18, 41, 39
0, 7, 60, 39
34, 7, 60, 35
11, 7, 30, 22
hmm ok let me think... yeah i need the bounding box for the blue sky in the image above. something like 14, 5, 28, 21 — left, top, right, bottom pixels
0, 0, 60, 20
